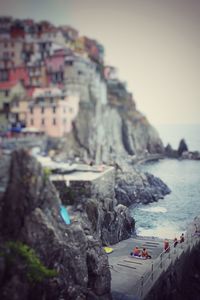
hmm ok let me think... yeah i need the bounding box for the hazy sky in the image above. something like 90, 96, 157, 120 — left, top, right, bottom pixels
0, 0, 200, 125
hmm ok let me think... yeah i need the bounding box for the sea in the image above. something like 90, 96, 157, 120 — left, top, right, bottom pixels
131, 123, 200, 239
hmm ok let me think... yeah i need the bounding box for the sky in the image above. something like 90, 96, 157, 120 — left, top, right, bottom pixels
0, 0, 200, 125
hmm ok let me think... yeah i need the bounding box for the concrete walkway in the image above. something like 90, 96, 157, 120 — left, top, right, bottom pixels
108, 236, 164, 299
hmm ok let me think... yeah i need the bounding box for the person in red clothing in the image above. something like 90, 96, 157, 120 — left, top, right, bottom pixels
141, 248, 152, 259
164, 239, 170, 252
130, 246, 141, 257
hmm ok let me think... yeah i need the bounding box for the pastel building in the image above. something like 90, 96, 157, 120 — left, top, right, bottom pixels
0, 39, 23, 66
26, 87, 79, 137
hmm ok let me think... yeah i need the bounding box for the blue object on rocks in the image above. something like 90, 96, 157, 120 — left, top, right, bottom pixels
60, 205, 71, 225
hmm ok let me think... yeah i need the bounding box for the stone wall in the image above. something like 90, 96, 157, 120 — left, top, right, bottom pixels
143, 217, 200, 300
53, 167, 115, 205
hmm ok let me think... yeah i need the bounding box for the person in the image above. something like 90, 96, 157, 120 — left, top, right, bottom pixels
164, 239, 170, 252
130, 246, 141, 257
141, 248, 152, 259
173, 237, 178, 247
180, 233, 185, 243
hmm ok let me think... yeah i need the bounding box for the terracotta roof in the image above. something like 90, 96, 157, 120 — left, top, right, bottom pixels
0, 80, 18, 89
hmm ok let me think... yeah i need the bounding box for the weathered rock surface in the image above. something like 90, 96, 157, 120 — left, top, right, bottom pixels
0, 150, 112, 300
115, 169, 171, 206
63, 79, 164, 163
53, 166, 135, 245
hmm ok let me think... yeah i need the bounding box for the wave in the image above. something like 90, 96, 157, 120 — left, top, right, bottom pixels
139, 206, 167, 213
137, 225, 180, 239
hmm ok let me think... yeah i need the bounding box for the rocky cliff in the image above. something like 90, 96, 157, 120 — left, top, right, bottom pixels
0, 150, 112, 300
63, 75, 164, 164
53, 166, 135, 246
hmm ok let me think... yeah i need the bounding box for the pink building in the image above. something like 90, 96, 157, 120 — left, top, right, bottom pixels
9, 66, 30, 86
26, 87, 79, 137
45, 49, 65, 85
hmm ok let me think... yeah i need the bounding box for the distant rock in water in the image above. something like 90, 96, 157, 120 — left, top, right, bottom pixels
0, 150, 112, 300
177, 139, 188, 156
115, 169, 171, 206
165, 139, 200, 160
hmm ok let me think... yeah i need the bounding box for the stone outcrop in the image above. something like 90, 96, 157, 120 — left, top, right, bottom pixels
63, 78, 164, 163
53, 166, 135, 245
165, 139, 200, 160
115, 169, 171, 206
177, 139, 188, 156
0, 150, 112, 300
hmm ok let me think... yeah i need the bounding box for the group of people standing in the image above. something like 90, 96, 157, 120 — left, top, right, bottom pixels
164, 233, 185, 252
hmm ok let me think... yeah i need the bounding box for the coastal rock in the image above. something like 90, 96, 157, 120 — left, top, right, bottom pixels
54, 166, 135, 245
63, 77, 164, 163
177, 139, 188, 156
0, 150, 112, 300
115, 169, 171, 206
165, 139, 200, 160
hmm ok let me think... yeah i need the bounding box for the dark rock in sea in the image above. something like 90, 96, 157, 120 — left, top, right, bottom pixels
177, 139, 188, 156
165, 140, 200, 160
115, 169, 171, 206
165, 143, 179, 158
0, 150, 112, 300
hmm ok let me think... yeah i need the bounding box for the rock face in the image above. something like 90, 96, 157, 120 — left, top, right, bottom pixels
53, 166, 135, 245
63, 78, 164, 163
0, 150, 112, 300
177, 139, 188, 156
115, 169, 171, 206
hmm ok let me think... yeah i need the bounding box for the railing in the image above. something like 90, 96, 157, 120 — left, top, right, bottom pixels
135, 230, 200, 299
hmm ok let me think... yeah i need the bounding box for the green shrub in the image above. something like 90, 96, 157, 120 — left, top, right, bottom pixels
43, 167, 52, 181
2, 241, 58, 283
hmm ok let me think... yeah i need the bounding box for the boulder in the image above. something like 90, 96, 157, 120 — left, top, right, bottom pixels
115, 169, 171, 206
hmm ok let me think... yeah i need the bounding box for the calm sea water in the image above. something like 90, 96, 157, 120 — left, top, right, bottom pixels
131, 124, 200, 239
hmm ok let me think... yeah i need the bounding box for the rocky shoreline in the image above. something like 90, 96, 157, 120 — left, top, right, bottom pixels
0, 149, 172, 300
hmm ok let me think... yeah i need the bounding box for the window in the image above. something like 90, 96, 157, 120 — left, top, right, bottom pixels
41, 118, 45, 125
41, 107, 45, 114
52, 106, 56, 114
30, 119, 34, 125
63, 118, 67, 124
65, 60, 73, 66
52, 118, 56, 125
69, 107, 73, 113
4, 42, 8, 48
5, 90, 9, 97
63, 107, 66, 113
30, 107, 33, 114
0, 70, 8, 81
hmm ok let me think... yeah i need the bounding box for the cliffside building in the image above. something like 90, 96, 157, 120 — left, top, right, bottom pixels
27, 87, 79, 137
